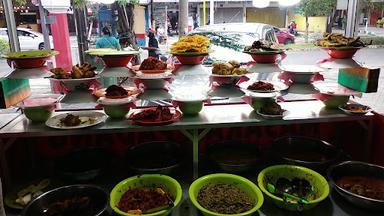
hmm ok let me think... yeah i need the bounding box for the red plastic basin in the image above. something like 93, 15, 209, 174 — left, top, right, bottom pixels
326, 48, 360, 59
11, 57, 48, 69
249, 53, 279, 64
101, 55, 133, 67
175, 55, 206, 65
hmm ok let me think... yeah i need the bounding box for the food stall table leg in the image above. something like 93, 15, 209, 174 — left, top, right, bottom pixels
0, 138, 17, 190
181, 128, 211, 180
358, 119, 374, 162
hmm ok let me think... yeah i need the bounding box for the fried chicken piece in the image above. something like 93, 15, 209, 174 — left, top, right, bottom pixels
232, 67, 247, 75
212, 62, 233, 75
228, 60, 240, 68
61, 114, 81, 126
71, 65, 83, 79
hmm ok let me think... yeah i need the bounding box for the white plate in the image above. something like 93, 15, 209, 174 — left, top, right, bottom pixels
97, 96, 136, 105
239, 80, 289, 93
339, 104, 372, 115
134, 71, 173, 80
45, 111, 107, 129
49, 76, 99, 82
256, 109, 286, 119
210, 73, 246, 78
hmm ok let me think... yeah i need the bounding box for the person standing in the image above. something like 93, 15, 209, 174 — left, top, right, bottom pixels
141, 29, 160, 59
96, 26, 121, 50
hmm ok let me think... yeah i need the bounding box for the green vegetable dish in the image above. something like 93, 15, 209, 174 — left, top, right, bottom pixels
197, 183, 254, 214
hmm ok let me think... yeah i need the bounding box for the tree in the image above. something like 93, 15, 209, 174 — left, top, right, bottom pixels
296, 0, 337, 43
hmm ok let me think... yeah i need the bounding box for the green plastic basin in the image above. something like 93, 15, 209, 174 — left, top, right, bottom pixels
110, 174, 182, 216
23, 106, 54, 122
189, 173, 264, 216
103, 105, 131, 119
322, 95, 349, 109
257, 165, 329, 211
175, 100, 203, 115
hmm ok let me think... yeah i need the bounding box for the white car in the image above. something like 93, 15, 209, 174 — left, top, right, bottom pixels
0, 27, 53, 50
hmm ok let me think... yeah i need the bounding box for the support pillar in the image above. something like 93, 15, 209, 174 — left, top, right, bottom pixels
50, 14, 73, 71
209, 0, 214, 25
2, 0, 20, 51
243, 1, 247, 23
345, 0, 359, 37
179, 0, 189, 36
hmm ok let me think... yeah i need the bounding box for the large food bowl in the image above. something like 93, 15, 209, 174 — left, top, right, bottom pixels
55, 148, 112, 181
258, 165, 329, 211
19, 96, 60, 122
11, 57, 49, 69
97, 96, 135, 119
316, 94, 350, 109
103, 104, 131, 118
173, 99, 204, 115
249, 53, 279, 64
242, 93, 277, 111
101, 55, 134, 67
189, 173, 264, 216
110, 174, 182, 216
22, 185, 108, 216
126, 141, 182, 174
175, 54, 206, 65
327, 161, 384, 210
206, 141, 261, 173
325, 47, 361, 59
272, 136, 343, 172
3, 50, 58, 69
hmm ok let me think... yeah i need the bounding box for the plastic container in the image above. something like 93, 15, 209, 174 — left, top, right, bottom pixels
175, 55, 206, 65
101, 55, 133, 67
326, 47, 360, 59
110, 174, 182, 216
258, 165, 329, 211
189, 173, 264, 216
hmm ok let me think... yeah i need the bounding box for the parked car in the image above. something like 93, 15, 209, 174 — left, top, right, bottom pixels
0, 27, 53, 50
273, 26, 295, 44
192, 23, 280, 64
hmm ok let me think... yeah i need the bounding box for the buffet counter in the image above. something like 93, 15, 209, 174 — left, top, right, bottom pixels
0, 101, 374, 184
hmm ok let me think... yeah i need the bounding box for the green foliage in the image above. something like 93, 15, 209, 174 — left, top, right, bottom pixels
360, 36, 384, 46
0, 38, 10, 55
117, 0, 140, 6
296, 0, 337, 17
73, 0, 87, 8
14, 0, 27, 6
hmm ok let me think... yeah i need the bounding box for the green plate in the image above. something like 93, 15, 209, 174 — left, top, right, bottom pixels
171, 51, 211, 56
2, 50, 59, 59
86, 49, 140, 56
4, 178, 61, 210
244, 50, 284, 55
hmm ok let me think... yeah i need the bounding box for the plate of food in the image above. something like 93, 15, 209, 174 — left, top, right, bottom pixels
137, 57, 173, 74
49, 63, 98, 80
94, 85, 141, 99
240, 80, 289, 93
315, 33, 368, 59
339, 103, 372, 115
134, 71, 173, 80
129, 106, 182, 126
45, 112, 107, 129
257, 101, 286, 119
210, 60, 248, 77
